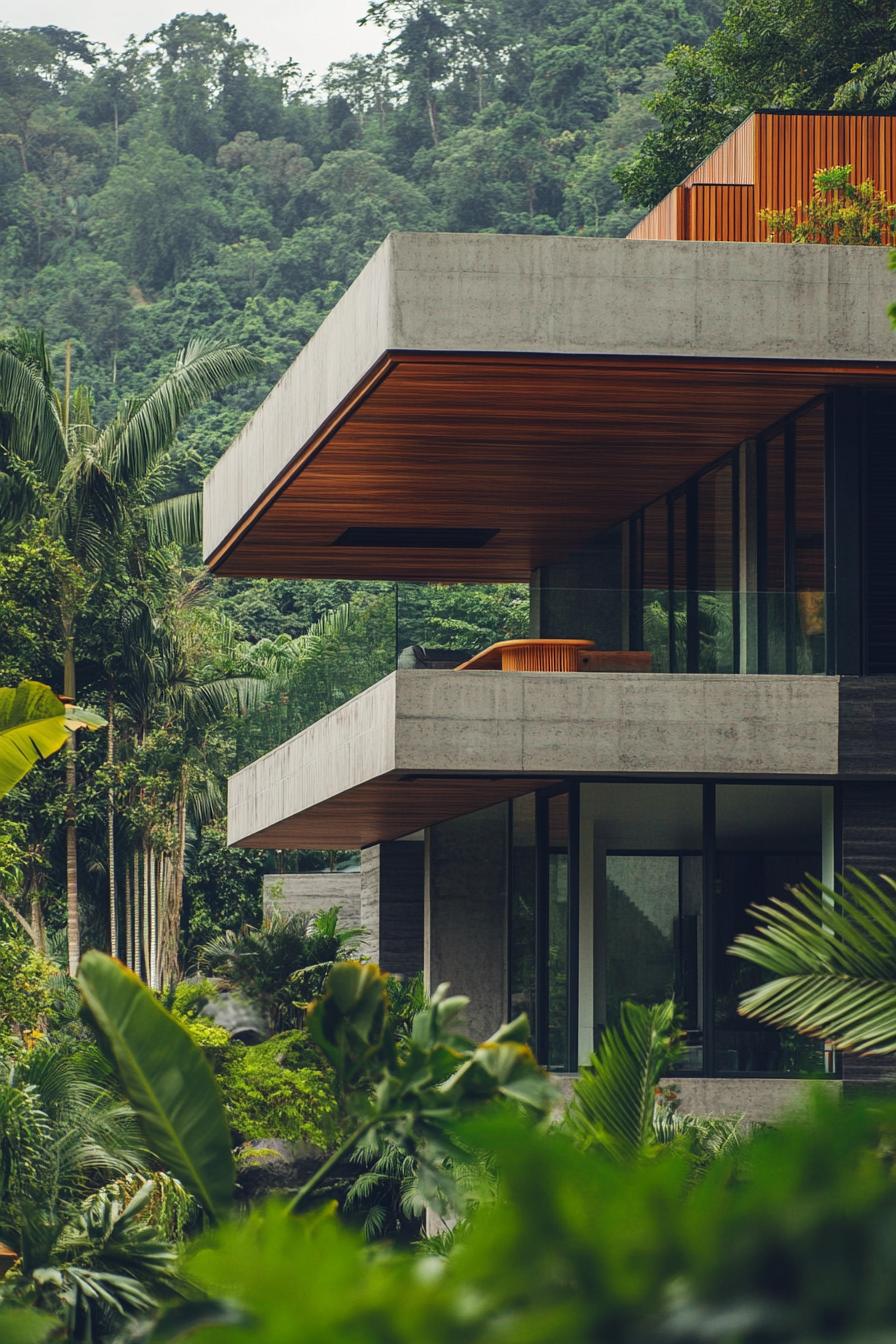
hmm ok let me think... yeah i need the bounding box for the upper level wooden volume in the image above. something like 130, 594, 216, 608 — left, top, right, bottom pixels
627, 111, 896, 242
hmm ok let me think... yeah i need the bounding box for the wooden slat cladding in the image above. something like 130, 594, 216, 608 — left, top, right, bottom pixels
688, 184, 756, 242
210, 352, 896, 580
628, 111, 896, 242
628, 115, 755, 240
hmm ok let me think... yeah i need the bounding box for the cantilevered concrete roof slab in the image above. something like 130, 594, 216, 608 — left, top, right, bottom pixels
204, 234, 896, 581
228, 670, 840, 849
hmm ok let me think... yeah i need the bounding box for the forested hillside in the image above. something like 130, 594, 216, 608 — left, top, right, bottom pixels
0, 1, 724, 486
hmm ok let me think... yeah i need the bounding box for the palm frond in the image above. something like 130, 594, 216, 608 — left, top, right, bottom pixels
731, 870, 896, 1055
565, 1000, 681, 1160
103, 340, 261, 486
146, 491, 202, 548
0, 342, 65, 485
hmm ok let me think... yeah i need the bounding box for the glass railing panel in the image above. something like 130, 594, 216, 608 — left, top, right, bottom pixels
234, 585, 834, 765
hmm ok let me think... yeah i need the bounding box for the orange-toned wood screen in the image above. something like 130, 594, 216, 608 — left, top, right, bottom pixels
628, 112, 896, 243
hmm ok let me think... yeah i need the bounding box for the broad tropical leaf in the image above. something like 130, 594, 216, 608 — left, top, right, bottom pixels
566, 1000, 681, 1159
77, 952, 234, 1221
731, 870, 896, 1055
0, 680, 105, 798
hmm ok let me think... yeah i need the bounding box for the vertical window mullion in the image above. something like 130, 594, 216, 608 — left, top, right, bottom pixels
702, 782, 716, 1078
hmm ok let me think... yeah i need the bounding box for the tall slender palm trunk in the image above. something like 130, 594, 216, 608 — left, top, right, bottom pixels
149, 847, 159, 990
63, 632, 79, 976
124, 860, 133, 971
106, 694, 118, 958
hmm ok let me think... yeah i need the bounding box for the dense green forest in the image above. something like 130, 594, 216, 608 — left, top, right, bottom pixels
1, 0, 895, 976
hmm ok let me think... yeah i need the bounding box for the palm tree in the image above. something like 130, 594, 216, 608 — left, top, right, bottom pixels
565, 999, 742, 1166
730, 869, 896, 1055
0, 330, 260, 973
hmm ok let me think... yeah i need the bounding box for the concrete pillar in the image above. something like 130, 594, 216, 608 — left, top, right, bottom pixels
530, 532, 625, 649
425, 803, 508, 1042
359, 839, 424, 976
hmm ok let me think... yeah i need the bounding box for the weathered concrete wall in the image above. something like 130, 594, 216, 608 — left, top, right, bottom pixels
227, 674, 397, 846
394, 671, 840, 778
227, 670, 842, 850
425, 805, 507, 1042
552, 1073, 842, 1126
359, 840, 424, 976
262, 873, 361, 929
204, 233, 896, 562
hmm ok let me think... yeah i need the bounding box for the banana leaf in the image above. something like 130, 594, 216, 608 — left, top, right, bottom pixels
78, 951, 234, 1221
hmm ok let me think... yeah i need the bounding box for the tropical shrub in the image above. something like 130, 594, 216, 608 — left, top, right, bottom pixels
173, 1014, 233, 1071
219, 1036, 341, 1150
761, 165, 896, 244
144, 1093, 896, 1344
169, 978, 220, 1019
0, 937, 57, 1039
197, 908, 359, 1031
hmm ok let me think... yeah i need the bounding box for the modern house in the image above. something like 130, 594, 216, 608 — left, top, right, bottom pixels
204, 112, 896, 1119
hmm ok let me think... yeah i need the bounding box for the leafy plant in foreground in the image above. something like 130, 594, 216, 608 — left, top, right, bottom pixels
0, 680, 104, 800
731, 867, 896, 1054
77, 951, 235, 1221
292, 961, 556, 1216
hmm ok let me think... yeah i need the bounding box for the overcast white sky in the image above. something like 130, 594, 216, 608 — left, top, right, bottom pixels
1, 1, 384, 78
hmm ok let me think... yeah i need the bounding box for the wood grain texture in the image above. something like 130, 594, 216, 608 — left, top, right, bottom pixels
236, 773, 559, 849
629, 112, 896, 242
210, 351, 896, 580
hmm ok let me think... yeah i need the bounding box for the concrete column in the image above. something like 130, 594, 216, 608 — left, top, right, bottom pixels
425, 803, 508, 1042
360, 840, 424, 976
530, 532, 625, 648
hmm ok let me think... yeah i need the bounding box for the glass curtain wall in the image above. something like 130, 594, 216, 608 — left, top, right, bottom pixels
625, 396, 826, 673
510, 781, 831, 1075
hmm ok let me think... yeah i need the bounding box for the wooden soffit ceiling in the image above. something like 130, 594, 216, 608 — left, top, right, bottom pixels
210, 351, 896, 581
236, 772, 560, 850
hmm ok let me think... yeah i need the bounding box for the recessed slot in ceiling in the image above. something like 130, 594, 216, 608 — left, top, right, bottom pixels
334, 526, 499, 549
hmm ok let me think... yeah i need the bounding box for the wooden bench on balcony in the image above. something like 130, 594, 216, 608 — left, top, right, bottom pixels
455, 639, 653, 672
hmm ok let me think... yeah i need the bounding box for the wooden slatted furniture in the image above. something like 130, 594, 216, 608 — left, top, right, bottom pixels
455, 639, 596, 671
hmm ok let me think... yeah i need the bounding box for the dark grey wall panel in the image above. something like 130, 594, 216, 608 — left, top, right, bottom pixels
839, 678, 896, 776
840, 781, 896, 1089
379, 840, 424, 978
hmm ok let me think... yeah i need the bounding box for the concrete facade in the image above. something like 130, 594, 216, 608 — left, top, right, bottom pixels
227, 669, 841, 849
425, 806, 508, 1043
552, 1073, 842, 1126
203, 233, 895, 563
262, 873, 361, 929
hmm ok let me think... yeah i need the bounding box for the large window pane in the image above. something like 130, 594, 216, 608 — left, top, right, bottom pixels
605, 853, 702, 1072
641, 499, 670, 672
714, 784, 827, 1076
794, 403, 826, 673
509, 794, 537, 1038
697, 463, 735, 673
762, 433, 789, 672
547, 792, 571, 1071
670, 494, 689, 670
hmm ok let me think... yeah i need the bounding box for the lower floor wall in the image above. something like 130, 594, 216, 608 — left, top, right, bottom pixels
365, 777, 896, 1089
